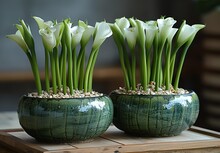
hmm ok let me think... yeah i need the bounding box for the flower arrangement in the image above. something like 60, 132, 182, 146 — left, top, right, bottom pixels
110, 17, 205, 94
7, 17, 112, 97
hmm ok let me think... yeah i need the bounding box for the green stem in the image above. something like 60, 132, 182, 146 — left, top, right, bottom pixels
155, 37, 167, 91
136, 21, 147, 90
84, 49, 97, 92
174, 45, 190, 90
78, 47, 86, 90
77, 47, 85, 87
88, 49, 99, 92
59, 49, 64, 82
26, 53, 42, 94
170, 51, 179, 85
50, 52, 57, 94
155, 50, 162, 91
67, 45, 73, 95
165, 43, 171, 90
62, 45, 67, 94
172, 31, 198, 90
146, 52, 151, 85
45, 51, 50, 93
140, 46, 147, 90
122, 44, 132, 88
72, 47, 77, 89
151, 50, 157, 82
54, 47, 61, 90
170, 46, 180, 84
131, 48, 136, 90
151, 34, 158, 82
118, 44, 130, 90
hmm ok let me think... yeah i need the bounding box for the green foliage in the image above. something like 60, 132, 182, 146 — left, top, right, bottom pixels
7, 17, 112, 95
111, 17, 205, 91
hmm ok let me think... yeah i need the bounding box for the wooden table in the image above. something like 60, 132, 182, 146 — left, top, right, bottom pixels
0, 126, 220, 153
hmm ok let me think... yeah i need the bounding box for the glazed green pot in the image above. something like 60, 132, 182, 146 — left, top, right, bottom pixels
18, 95, 113, 142
110, 91, 199, 137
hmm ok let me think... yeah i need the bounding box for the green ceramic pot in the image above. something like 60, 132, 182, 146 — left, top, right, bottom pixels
18, 95, 113, 142
110, 91, 199, 137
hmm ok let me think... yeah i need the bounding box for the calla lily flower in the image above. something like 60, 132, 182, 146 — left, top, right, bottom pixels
33, 16, 53, 29
7, 30, 29, 53
144, 20, 158, 50
110, 23, 125, 43
34, 16, 63, 47
20, 20, 35, 51
71, 26, 85, 48
34, 16, 57, 52
92, 22, 112, 50
136, 19, 146, 47
63, 20, 72, 48
189, 24, 206, 42
157, 17, 176, 47
175, 21, 195, 48
115, 17, 130, 34
81, 25, 95, 47
129, 18, 137, 27
78, 20, 88, 28
124, 27, 138, 50
167, 28, 178, 43
39, 28, 56, 52
54, 22, 64, 47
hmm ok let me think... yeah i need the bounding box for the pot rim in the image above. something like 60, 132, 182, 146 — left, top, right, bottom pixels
110, 89, 195, 97
22, 93, 109, 100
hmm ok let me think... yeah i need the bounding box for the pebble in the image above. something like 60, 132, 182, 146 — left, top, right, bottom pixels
27, 88, 103, 98
115, 82, 189, 95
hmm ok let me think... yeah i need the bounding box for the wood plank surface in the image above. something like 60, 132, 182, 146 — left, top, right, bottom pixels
0, 126, 220, 153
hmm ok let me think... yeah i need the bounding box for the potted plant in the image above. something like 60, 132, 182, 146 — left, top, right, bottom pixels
109, 17, 205, 136
7, 17, 113, 142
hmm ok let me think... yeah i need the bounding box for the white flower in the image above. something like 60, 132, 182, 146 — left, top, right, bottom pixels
124, 27, 138, 50
157, 17, 176, 46
136, 19, 146, 46
63, 20, 72, 47
33, 16, 53, 29
53, 23, 64, 47
191, 24, 205, 38
144, 20, 158, 50
34, 16, 57, 51
7, 30, 29, 53
39, 28, 56, 52
92, 22, 112, 50
20, 20, 35, 51
176, 21, 195, 47
81, 25, 95, 47
115, 17, 130, 33
167, 28, 178, 43
71, 26, 85, 48
176, 22, 205, 48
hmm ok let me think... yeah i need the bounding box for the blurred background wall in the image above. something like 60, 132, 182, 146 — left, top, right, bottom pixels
0, 0, 220, 131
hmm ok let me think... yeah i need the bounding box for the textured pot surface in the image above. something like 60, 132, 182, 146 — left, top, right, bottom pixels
110, 91, 199, 137
18, 95, 113, 142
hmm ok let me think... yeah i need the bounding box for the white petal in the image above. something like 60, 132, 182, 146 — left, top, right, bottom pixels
167, 28, 178, 43
71, 26, 85, 47
93, 22, 112, 50
81, 26, 95, 46
176, 24, 194, 45
7, 30, 29, 52
144, 20, 158, 49
39, 29, 56, 51
157, 17, 176, 46
124, 27, 138, 49
116, 17, 130, 30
